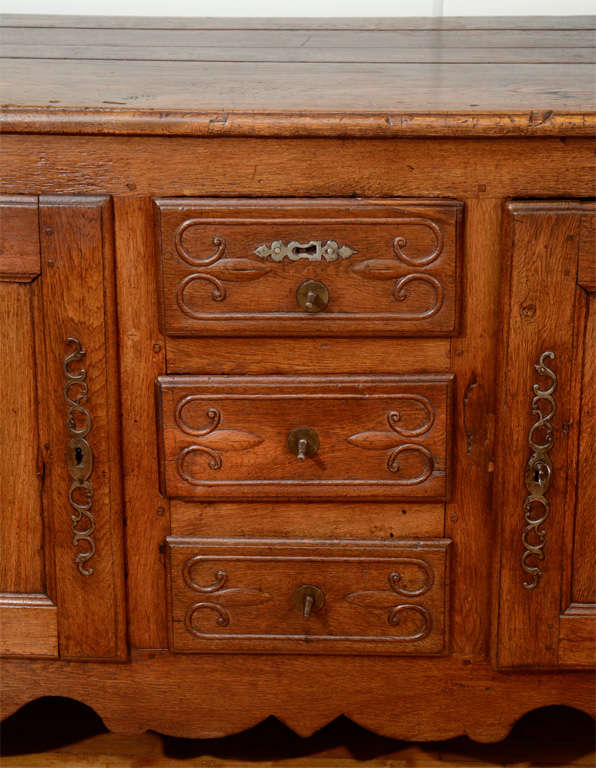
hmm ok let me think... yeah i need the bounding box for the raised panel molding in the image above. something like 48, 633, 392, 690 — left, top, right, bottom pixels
0, 595, 58, 658
155, 199, 462, 337
168, 538, 451, 655
39, 196, 127, 660
495, 200, 596, 669
0, 196, 40, 283
157, 375, 453, 501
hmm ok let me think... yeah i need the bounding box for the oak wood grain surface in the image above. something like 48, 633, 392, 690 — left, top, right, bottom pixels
113, 196, 170, 650
5, 28, 595, 47
166, 338, 452, 375
0, 198, 40, 282
3, 15, 595, 28
0, 283, 44, 594
3, 137, 594, 197
0, 596, 58, 658
572, 300, 595, 606
1, 15, 595, 745
578, 215, 596, 292
1, 654, 594, 742
446, 198, 502, 659
0, 16, 594, 137
171, 501, 445, 539
2, 45, 592, 64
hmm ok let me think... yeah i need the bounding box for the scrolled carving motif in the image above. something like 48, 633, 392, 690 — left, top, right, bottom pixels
183, 563, 228, 593
178, 443, 223, 474
175, 224, 269, 313
347, 402, 436, 482
175, 400, 221, 436
350, 217, 446, 318
63, 338, 95, 576
522, 350, 557, 590
186, 602, 231, 633
171, 217, 449, 321
392, 217, 444, 267
174, 397, 263, 481
387, 604, 432, 640
388, 560, 435, 596
386, 397, 435, 437
345, 564, 435, 641
182, 559, 271, 637
392, 273, 445, 319
386, 443, 434, 483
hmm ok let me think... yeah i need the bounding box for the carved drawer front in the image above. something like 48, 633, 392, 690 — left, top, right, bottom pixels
168, 538, 451, 655
157, 375, 453, 501
155, 198, 462, 337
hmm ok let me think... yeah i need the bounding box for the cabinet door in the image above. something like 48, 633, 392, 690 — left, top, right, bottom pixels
0, 196, 126, 659
495, 200, 595, 668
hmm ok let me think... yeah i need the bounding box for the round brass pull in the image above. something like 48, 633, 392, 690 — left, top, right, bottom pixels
287, 427, 319, 461
292, 585, 325, 618
296, 279, 329, 313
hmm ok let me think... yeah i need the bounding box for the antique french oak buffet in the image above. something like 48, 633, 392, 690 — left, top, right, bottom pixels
0, 14, 595, 741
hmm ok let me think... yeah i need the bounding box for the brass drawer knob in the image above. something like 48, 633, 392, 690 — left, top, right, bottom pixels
287, 427, 319, 461
296, 279, 329, 313
292, 584, 325, 618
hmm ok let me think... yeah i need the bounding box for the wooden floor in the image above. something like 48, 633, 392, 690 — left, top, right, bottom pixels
0, 699, 594, 766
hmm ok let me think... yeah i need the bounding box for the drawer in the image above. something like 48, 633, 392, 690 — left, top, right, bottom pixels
155, 198, 462, 337
157, 375, 453, 501
167, 538, 451, 655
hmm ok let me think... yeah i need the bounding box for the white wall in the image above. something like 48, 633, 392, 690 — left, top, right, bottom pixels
0, 0, 593, 15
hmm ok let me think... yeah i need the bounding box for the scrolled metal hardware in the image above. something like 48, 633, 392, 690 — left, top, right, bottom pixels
292, 585, 326, 618
255, 239, 357, 263
63, 338, 95, 576
296, 279, 329, 313
522, 350, 557, 590
287, 427, 320, 461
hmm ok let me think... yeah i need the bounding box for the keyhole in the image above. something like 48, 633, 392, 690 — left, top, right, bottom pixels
532, 462, 549, 487
297, 244, 317, 256
74, 446, 83, 465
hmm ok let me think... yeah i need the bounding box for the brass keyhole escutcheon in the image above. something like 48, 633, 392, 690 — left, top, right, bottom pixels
296, 279, 329, 313
292, 585, 325, 619
65, 436, 93, 481
287, 427, 319, 461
